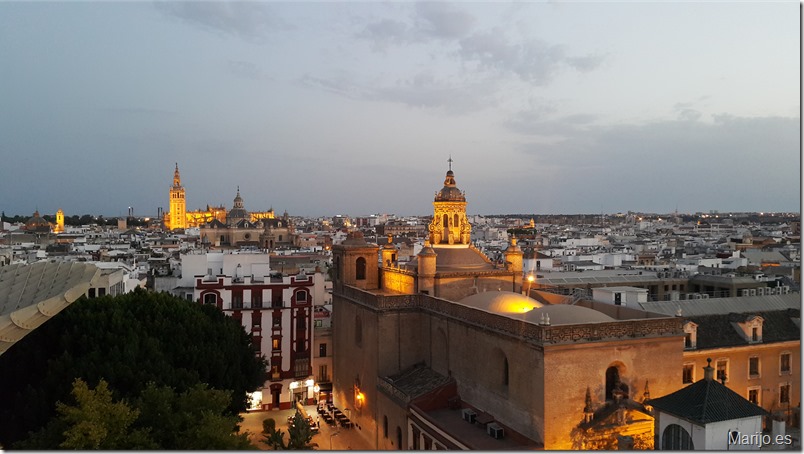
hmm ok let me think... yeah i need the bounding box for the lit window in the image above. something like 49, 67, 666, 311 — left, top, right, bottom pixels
716, 359, 728, 383
780, 383, 791, 405
748, 388, 760, 405
749, 357, 760, 378
272, 338, 280, 351
780, 352, 791, 375
682, 364, 694, 384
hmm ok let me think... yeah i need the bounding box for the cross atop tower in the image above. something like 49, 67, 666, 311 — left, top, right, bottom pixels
448, 155, 453, 171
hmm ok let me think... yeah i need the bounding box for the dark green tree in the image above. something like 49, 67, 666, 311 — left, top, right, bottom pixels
17, 379, 254, 449
261, 413, 318, 450
261, 417, 288, 450
0, 288, 266, 447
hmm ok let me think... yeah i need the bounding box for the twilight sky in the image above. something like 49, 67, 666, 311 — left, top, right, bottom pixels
0, 1, 799, 218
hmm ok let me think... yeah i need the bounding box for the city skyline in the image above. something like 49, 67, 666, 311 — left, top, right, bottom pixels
0, 2, 799, 218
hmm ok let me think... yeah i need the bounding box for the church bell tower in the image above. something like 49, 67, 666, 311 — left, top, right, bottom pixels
428, 158, 472, 245
168, 163, 187, 230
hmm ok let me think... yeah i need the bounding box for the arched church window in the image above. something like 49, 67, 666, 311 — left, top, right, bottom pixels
356, 257, 366, 280
605, 365, 629, 400
203, 293, 217, 305
662, 424, 694, 450
454, 214, 459, 227
443, 214, 449, 227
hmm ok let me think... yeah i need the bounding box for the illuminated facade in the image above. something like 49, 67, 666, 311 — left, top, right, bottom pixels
54, 209, 64, 234
177, 252, 323, 410
163, 164, 281, 232
331, 164, 684, 450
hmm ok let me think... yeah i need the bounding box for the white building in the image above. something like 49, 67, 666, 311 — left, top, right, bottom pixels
176, 251, 326, 410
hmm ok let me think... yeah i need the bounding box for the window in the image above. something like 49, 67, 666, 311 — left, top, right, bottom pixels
780, 383, 791, 405
295, 290, 307, 302
319, 343, 327, 358
748, 387, 760, 405
662, 424, 694, 450
272, 338, 280, 351
749, 357, 760, 378
383, 416, 388, 438
318, 365, 328, 382
356, 257, 366, 280
232, 293, 243, 309
204, 293, 217, 305
752, 327, 758, 342
716, 359, 728, 383
314, 320, 323, 328
294, 358, 308, 379
273, 316, 281, 327
614, 293, 622, 305
682, 364, 694, 384
502, 357, 509, 387
683, 322, 697, 349
252, 293, 262, 308
780, 352, 791, 375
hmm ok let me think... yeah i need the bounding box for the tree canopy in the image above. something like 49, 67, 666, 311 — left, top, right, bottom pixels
0, 288, 266, 448
16, 379, 254, 450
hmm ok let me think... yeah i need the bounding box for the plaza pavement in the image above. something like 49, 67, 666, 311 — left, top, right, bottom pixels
240, 404, 373, 450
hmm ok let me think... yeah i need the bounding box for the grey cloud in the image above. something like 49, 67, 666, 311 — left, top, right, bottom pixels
300, 70, 499, 115
566, 54, 605, 73
154, 2, 287, 41
357, 2, 476, 50
227, 60, 272, 81
458, 31, 568, 84
413, 2, 476, 40
298, 73, 366, 100
356, 18, 410, 52
369, 73, 498, 114
515, 115, 799, 212
505, 109, 596, 136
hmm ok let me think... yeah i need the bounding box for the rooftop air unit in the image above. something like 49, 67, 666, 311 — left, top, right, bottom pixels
487, 423, 505, 439
462, 409, 477, 424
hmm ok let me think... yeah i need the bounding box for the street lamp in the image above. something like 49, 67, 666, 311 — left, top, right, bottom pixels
524, 273, 535, 296
329, 431, 340, 450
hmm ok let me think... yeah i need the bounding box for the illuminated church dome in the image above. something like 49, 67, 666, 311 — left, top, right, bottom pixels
435, 169, 466, 202
227, 186, 249, 226
23, 210, 52, 233
458, 290, 543, 315
523, 305, 615, 326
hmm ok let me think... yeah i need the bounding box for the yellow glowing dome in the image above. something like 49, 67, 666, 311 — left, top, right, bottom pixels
458, 291, 543, 315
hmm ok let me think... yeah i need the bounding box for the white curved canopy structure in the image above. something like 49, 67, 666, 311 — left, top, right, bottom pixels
0, 261, 99, 355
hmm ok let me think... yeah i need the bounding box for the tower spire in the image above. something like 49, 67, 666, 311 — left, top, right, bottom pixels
448, 155, 453, 171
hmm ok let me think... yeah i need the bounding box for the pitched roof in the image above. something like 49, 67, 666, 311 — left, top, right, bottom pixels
649, 374, 768, 424
384, 362, 453, 401
690, 309, 800, 349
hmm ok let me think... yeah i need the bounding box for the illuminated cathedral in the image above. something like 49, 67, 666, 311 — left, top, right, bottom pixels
163, 164, 278, 231
331, 161, 684, 450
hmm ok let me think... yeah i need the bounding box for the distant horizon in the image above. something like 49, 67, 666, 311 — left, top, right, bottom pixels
2, 208, 800, 222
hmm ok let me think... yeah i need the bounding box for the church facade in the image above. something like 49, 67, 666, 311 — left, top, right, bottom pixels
331, 165, 684, 450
